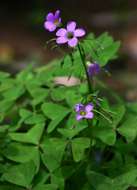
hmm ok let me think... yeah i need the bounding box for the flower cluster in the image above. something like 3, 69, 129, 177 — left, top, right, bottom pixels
44, 10, 86, 47
44, 11, 101, 122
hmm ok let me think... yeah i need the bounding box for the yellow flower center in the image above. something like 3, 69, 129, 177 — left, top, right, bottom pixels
54, 19, 59, 25
80, 111, 86, 116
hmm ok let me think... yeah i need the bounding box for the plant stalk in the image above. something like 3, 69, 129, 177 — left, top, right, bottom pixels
78, 44, 92, 93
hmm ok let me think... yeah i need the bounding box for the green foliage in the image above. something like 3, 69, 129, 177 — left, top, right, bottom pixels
0, 32, 137, 190
117, 113, 137, 142
2, 161, 36, 188
82, 32, 121, 66
41, 138, 67, 172
71, 137, 90, 162
87, 169, 137, 190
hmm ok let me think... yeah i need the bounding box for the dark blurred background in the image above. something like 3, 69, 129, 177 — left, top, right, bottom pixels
0, 0, 137, 100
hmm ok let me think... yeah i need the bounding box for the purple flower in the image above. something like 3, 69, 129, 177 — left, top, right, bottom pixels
44, 10, 61, 32
87, 62, 100, 77
75, 103, 94, 121
56, 21, 86, 47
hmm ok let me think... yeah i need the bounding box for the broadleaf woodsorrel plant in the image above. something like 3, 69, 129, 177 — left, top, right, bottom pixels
0, 9, 137, 190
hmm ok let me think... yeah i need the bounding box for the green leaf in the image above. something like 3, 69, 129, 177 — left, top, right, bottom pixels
61, 165, 76, 180
111, 104, 126, 129
36, 59, 60, 82
51, 87, 67, 101
2, 85, 25, 101
65, 90, 82, 107
3, 143, 40, 170
78, 83, 88, 95
41, 102, 70, 133
0, 100, 14, 113
25, 114, 45, 125
57, 126, 86, 139
0, 78, 14, 92
127, 102, 137, 113
0, 124, 10, 132
87, 171, 117, 190
41, 102, 70, 120
16, 64, 34, 83
0, 185, 24, 190
47, 116, 65, 133
96, 33, 120, 66
82, 183, 92, 190
33, 184, 58, 190
27, 87, 49, 105
0, 71, 10, 81
2, 161, 36, 188
19, 108, 32, 119
0, 163, 6, 173
33, 169, 50, 186
57, 116, 87, 139
51, 169, 64, 190
87, 168, 137, 190
41, 138, 67, 172
117, 113, 137, 142
92, 125, 116, 145
114, 169, 137, 190
82, 32, 120, 66
71, 137, 90, 162
98, 42, 120, 66
19, 108, 45, 125
9, 122, 45, 145
0, 113, 4, 123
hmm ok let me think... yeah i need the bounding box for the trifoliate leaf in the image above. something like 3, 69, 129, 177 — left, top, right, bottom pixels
2, 161, 36, 188
9, 122, 45, 145
71, 137, 90, 162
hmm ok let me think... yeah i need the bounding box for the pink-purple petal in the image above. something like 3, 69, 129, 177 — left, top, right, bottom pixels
44, 21, 56, 32
58, 18, 62, 23
88, 63, 100, 76
67, 21, 76, 32
56, 28, 67, 37
74, 28, 86, 37
85, 112, 94, 119
55, 10, 60, 18
68, 37, 78, 47
56, 36, 68, 44
46, 13, 54, 21
76, 114, 83, 121
85, 104, 94, 112
75, 103, 84, 112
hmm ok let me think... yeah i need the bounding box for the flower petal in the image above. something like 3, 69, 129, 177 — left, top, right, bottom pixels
44, 21, 56, 32
58, 18, 62, 24
56, 28, 67, 37
75, 103, 84, 112
55, 10, 60, 18
76, 114, 83, 121
46, 13, 54, 21
85, 112, 94, 119
68, 37, 78, 47
74, 28, 86, 37
67, 21, 76, 32
85, 104, 94, 112
56, 36, 68, 44
94, 63, 100, 73
88, 63, 100, 76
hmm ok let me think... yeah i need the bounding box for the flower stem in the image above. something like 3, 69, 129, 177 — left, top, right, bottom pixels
78, 44, 92, 93
93, 109, 112, 123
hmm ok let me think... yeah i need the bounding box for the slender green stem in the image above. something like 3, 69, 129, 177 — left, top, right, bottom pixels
78, 44, 92, 93
93, 109, 112, 123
